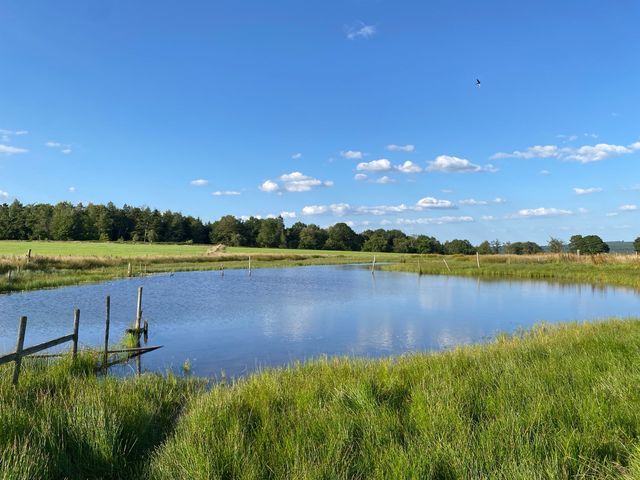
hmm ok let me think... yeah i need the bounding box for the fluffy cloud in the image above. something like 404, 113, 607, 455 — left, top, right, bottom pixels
395, 161, 422, 173
260, 172, 333, 193
280, 211, 296, 219
341, 150, 364, 159
0, 129, 28, 142
68, 186, 76, 193
573, 187, 602, 195
190, 179, 209, 186
0, 144, 28, 155
259, 180, 280, 193
427, 155, 496, 173
0, 190, 9, 198
619, 204, 638, 211
354, 173, 368, 181
512, 207, 573, 218
492, 139, 640, 164
212, 191, 241, 196
373, 176, 395, 184
396, 216, 474, 225
386, 144, 415, 152
346, 22, 376, 40
357, 158, 392, 171
301, 197, 455, 217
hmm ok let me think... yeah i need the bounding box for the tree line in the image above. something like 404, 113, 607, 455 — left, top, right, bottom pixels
0, 200, 632, 254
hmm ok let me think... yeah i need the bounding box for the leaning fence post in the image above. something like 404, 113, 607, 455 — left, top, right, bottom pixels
103, 296, 110, 371
12, 316, 27, 386
72, 309, 80, 360
476, 251, 481, 269
443, 257, 452, 272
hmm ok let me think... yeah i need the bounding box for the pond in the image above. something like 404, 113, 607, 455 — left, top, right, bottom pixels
1, 265, 639, 377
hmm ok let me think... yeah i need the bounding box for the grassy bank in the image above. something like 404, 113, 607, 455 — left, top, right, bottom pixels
1, 320, 640, 478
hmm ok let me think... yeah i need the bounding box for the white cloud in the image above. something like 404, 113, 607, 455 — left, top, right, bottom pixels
492, 139, 640, 164
341, 150, 364, 160
481, 215, 497, 221
426, 155, 496, 173
512, 207, 573, 218
386, 144, 415, 152
0, 144, 28, 155
190, 179, 209, 186
395, 161, 422, 173
356, 158, 393, 172
0, 190, 9, 198
0, 129, 28, 142
491, 145, 559, 160
459, 199, 488, 206
259, 180, 280, 193
68, 186, 76, 193
557, 134, 578, 143
346, 22, 376, 40
212, 191, 241, 196
396, 216, 474, 225
539, 170, 551, 175
494, 197, 506, 204
45, 141, 72, 154
301, 196, 455, 217
291, 152, 302, 160
373, 176, 395, 184
606, 212, 619, 217
573, 187, 602, 195
416, 197, 455, 209
280, 211, 296, 219
619, 204, 638, 211
354, 173, 368, 181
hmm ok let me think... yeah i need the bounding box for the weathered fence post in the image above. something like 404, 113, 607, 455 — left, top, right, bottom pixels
12, 316, 27, 386
371, 255, 376, 274
248, 256, 252, 276
417, 256, 422, 275
72, 309, 80, 360
476, 252, 480, 269
103, 296, 110, 371
127, 262, 132, 277
135, 286, 143, 330
443, 257, 452, 272
26, 248, 31, 263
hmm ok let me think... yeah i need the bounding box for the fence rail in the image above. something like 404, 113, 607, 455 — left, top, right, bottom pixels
0, 310, 80, 386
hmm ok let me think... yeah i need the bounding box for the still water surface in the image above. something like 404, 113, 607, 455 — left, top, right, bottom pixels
0, 265, 638, 377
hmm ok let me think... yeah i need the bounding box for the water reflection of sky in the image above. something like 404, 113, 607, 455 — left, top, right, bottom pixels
0, 266, 639, 377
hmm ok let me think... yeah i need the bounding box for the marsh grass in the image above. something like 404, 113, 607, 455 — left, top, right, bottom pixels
2, 320, 640, 478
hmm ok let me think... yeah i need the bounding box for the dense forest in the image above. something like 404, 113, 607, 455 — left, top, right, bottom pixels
0, 200, 627, 254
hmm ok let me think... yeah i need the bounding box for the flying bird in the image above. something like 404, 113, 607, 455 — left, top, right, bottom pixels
476, 79, 481, 88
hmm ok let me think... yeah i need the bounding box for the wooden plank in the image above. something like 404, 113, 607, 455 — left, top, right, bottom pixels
18, 334, 75, 358
12, 317, 27, 386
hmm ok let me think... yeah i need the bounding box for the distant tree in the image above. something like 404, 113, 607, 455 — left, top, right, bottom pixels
444, 239, 475, 255
298, 224, 328, 250
362, 229, 391, 252
476, 241, 492, 255
505, 241, 543, 255
210, 215, 245, 246
490, 239, 502, 254
285, 222, 307, 249
634, 237, 640, 253
415, 235, 444, 254
257, 217, 286, 248
325, 223, 361, 251
548, 237, 565, 253
392, 236, 417, 253
569, 234, 609, 254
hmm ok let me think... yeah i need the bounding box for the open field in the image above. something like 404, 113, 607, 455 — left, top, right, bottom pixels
1, 319, 639, 479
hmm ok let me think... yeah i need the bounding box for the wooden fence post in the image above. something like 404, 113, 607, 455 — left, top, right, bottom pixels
371, 255, 376, 274
72, 309, 80, 360
103, 296, 110, 371
26, 248, 31, 263
476, 252, 480, 269
135, 286, 143, 330
248, 256, 252, 276
127, 262, 132, 277
12, 316, 27, 386
443, 257, 452, 272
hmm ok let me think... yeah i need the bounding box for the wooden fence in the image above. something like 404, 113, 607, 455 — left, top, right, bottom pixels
0, 309, 80, 386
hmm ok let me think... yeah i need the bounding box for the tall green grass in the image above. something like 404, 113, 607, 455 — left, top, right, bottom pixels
150, 319, 640, 479
2, 320, 640, 478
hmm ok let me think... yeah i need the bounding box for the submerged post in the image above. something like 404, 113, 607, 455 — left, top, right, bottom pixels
248, 256, 252, 276
103, 296, 110, 371
135, 287, 143, 330
371, 255, 376, 274
221, 265, 224, 277
72, 309, 80, 360
12, 316, 27, 386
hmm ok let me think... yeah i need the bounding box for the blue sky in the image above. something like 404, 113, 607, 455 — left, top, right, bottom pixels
1, 0, 639, 243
